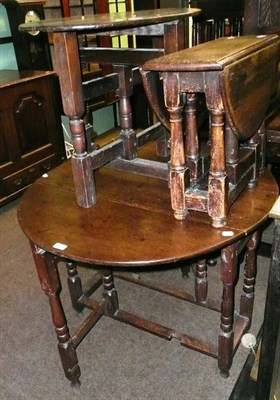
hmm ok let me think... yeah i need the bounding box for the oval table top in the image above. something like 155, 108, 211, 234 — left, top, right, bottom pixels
17, 151, 278, 267
18, 8, 201, 34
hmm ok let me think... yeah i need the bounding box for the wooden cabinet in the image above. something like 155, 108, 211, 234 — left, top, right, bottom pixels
0, 70, 65, 206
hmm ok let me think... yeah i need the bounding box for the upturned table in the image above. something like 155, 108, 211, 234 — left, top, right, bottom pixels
19, 7, 200, 209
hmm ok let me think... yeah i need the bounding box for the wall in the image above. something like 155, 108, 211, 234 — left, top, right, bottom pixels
0, 5, 17, 69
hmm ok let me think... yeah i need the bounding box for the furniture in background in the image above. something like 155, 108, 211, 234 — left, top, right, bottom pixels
0, 70, 65, 207
142, 35, 280, 226
190, 0, 244, 44
1, 0, 53, 70
17, 149, 279, 385
243, 0, 280, 184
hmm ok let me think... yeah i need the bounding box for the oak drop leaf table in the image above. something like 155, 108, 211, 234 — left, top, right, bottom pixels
17, 153, 278, 385
142, 35, 280, 227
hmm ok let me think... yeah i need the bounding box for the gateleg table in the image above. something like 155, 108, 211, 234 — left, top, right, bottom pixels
17, 143, 278, 385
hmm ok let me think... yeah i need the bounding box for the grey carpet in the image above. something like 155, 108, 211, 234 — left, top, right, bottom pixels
0, 198, 274, 400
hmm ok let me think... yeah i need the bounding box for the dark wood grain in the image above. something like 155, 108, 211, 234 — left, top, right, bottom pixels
17, 153, 278, 384
244, 0, 280, 35
19, 8, 200, 33
17, 156, 278, 266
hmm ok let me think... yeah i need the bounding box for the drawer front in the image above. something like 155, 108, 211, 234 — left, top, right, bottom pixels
2, 155, 56, 195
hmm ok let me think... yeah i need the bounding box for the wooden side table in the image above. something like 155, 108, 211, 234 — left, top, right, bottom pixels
19, 8, 201, 208
17, 146, 278, 385
142, 35, 280, 227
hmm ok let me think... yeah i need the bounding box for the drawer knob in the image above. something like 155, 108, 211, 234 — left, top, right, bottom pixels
43, 163, 51, 171
14, 178, 22, 186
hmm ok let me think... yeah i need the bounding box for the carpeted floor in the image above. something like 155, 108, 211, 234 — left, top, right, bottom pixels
0, 197, 274, 400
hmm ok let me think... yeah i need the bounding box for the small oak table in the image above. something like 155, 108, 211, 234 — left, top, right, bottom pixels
19, 8, 200, 208
142, 35, 280, 227
17, 145, 278, 385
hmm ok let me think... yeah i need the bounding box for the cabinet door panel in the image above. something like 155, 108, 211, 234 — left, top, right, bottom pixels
14, 93, 49, 154
0, 71, 65, 207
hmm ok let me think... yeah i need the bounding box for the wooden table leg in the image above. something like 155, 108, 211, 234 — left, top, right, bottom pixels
185, 94, 202, 183
208, 108, 228, 228
218, 243, 237, 377
240, 231, 260, 321
114, 64, 137, 161
163, 72, 188, 220
102, 269, 119, 315
53, 32, 96, 208
66, 261, 84, 313
248, 130, 260, 188
205, 73, 228, 228
163, 18, 185, 54
258, 121, 266, 174
195, 258, 208, 303
31, 244, 81, 386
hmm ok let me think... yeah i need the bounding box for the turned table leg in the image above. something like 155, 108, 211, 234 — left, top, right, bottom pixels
247, 129, 260, 188
218, 243, 238, 377
66, 261, 84, 314
53, 32, 96, 208
208, 108, 228, 228
103, 269, 119, 315
240, 231, 260, 322
31, 244, 81, 386
185, 93, 202, 183
163, 72, 188, 220
195, 259, 208, 304
258, 121, 266, 173
114, 64, 137, 161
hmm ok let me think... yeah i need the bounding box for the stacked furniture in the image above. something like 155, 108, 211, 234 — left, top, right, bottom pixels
17, 5, 280, 388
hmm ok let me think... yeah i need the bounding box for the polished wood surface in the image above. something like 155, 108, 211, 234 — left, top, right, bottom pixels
19, 7, 200, 33
18, 149, 278, 266
0, 70, 55, 87
17, 151, 278, 384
